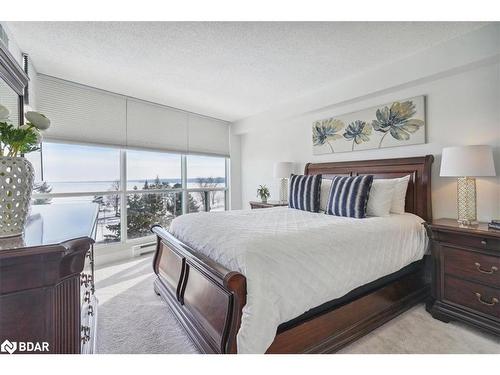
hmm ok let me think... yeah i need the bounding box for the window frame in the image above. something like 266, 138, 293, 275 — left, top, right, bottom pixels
31, 141, 230, 247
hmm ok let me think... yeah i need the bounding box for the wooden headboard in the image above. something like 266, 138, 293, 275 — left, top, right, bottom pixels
304, 155, 434, 222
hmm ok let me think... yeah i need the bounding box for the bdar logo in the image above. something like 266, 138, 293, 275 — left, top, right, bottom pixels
1, 340, 17, 354
0, 340, 49, 354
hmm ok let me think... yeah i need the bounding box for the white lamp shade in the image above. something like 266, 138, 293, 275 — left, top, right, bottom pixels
440, 145, 496, 177
273, 162, 294, 178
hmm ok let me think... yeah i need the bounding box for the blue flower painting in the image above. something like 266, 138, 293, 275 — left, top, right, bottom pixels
372, 101, 425, 148
312, 118, 344, 153
343, 120, 372, 151
312, 96, 425, 155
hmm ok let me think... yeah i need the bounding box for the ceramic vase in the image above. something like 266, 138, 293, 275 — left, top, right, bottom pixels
0, 157, 34, 237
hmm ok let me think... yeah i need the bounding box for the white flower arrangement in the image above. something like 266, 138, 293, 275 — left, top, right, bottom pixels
0, 104, 51, 157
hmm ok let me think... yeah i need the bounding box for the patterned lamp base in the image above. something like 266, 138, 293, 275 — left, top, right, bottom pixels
279, 178, 288, 204
457, 176, 477, 225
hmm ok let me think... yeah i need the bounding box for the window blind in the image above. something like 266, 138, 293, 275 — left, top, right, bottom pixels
188, 113, 230, 157
36, 74, 230, 156
37, 75, 127, 146
126, 98, 188, 153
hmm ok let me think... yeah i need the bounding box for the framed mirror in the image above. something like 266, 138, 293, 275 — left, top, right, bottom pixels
0, 78, 20, 124
0, 41, 28, 125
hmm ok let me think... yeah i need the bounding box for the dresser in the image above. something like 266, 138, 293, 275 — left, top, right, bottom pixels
0, 203, 99, 354
249, 200, 288, 209
426, 218, 500, 336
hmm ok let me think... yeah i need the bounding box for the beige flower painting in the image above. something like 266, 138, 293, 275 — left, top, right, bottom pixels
312, 96, 425, 154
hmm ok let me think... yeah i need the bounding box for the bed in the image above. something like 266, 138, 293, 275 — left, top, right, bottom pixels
151, 155, 433, 354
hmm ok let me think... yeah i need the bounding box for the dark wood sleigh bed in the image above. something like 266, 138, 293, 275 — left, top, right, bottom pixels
151, 155, 434, 354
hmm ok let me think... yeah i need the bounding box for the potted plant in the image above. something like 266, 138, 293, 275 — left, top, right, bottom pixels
0, 104, 51, 237
256, 185, 270, 203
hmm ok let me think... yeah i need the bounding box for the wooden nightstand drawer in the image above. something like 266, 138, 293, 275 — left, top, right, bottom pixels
428, 219, 500, 336
443, 276, 500, 319
442, 247, 500, 287
250, 202, 268, 209
436, 231, 500, 251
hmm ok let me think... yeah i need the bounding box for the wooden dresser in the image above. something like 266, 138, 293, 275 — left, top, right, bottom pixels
0, 203, 99, 354
427, 218, 500, 336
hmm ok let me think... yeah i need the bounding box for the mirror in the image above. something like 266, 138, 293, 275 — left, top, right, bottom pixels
0, 42, 28, 127
0, 78, 20, 125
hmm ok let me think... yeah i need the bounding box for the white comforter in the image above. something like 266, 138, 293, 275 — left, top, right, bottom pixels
169, 207, 428, 353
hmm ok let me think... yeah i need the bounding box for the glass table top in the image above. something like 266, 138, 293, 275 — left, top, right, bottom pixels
0, 203, 99, 251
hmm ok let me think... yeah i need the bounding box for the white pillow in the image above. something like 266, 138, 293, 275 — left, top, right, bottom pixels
366, 179, 396, 217
319, 178, 332, 212
390, 175, 411, 214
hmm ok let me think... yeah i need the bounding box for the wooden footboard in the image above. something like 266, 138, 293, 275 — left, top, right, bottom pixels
151, 225, 246, 354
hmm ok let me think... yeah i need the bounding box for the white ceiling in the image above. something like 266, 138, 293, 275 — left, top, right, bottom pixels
7, 22, 488, 121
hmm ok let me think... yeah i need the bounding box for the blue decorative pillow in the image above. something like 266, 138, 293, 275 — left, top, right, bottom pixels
325, 175, 373, 218
288, 174, 322, 212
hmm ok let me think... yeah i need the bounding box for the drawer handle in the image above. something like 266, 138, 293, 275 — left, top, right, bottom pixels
80, 274, 89, 287
83, 290, 91, 303
80, 325, 91, 343
474, 262, 498, 274
475, 292, 499, 307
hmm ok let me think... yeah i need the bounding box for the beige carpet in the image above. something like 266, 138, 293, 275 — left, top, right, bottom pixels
95, 254, 500, 354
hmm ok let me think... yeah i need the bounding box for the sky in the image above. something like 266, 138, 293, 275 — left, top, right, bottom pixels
27, 142, 226, 182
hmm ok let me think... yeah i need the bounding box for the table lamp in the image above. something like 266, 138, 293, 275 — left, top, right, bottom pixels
273, 162, 294, 203
440, 145, 496, 225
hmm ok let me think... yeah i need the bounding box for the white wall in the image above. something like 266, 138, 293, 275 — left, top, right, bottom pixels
232, 24, 500, 221
230, 132, 242, 209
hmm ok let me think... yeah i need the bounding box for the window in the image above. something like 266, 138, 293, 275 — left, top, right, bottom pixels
187, 155, 227, 212
127, 150, 181, 190
29, 141, 229, 247
126, 150, 182, 239
126, 191, 181, 240
26, 142, 122, 244
32, 142, 121, 193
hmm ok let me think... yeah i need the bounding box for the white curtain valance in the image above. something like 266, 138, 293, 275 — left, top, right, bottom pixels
36, 75, 230, 157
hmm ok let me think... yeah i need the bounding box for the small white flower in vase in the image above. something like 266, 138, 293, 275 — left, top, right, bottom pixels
0, 105, 51, 237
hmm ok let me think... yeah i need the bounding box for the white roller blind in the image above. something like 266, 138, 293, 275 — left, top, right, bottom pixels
36, 75, 230, 156
126, 99, 188, 153
188, 114, 230, 157
37, 75, 127, 146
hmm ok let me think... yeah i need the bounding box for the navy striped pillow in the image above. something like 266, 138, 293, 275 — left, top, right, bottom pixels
288, 174, 322, 212
325, 175, 374, 218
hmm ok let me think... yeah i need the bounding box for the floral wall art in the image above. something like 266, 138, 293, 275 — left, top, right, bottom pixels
312, 96, 426, 154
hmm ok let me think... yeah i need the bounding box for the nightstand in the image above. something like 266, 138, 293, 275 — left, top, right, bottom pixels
426, 218, 500, 336
249, 201, 288, 209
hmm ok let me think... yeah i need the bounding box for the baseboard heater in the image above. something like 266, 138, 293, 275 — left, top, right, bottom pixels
132, 242, 156, 257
